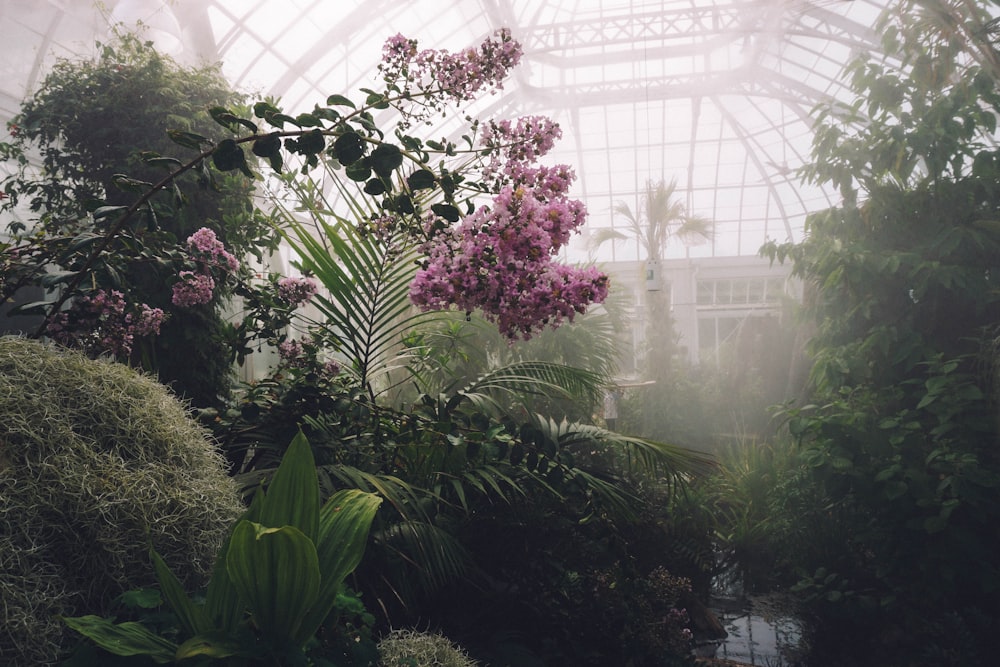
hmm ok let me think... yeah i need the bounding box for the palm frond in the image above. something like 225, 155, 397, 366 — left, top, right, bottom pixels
455, 361, 605, 415
271, 174, 443, 389
318, 464, 437, 521
372, 519, 470, 593
534, 415, 717, 479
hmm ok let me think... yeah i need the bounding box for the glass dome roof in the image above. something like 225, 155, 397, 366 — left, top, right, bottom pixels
3, 0, 887, 261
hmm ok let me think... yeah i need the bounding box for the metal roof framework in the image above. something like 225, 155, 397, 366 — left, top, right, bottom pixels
2, 0, 890, 261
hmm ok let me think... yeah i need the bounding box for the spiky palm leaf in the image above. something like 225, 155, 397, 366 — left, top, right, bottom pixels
452, 360, 605, 416
592, 177, 714, 260
270, 170, 441, 391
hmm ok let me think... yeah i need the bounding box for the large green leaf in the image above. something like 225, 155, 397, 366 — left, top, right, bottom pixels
295, 488, 382, 644
150, 549, 208, 636
62, 615, 177, 664
175, 631, 254, 660
226, 521, 322, 645
258, 429, 320, 540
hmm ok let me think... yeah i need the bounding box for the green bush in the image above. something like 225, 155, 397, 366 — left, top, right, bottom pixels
0, 337, 243, 666
378, 629, 478, 667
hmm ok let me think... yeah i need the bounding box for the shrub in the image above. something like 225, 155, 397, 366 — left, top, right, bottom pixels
378, 629, 478, 667
0, 336, 243, 666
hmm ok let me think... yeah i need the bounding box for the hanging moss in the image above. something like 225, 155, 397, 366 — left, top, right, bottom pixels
377, 629, 479, 667
0, 337, 243, 666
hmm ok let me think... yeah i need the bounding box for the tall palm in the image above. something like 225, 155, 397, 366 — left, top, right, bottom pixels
591, 178, 714, 437
591, 177, 714, 262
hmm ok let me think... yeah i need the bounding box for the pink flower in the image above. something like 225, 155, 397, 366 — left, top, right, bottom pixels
410, 184, 608, 340
379, 29, 523, 125
186, 227, 239, 273
171, 270, 215, 307
45, 290, 165, 358
277, 276, 318, 306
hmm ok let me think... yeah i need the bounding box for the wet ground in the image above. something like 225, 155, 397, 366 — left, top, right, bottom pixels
696, 594, 805, 667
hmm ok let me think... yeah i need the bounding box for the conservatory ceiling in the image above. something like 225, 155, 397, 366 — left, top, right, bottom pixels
2, 0, 889, 260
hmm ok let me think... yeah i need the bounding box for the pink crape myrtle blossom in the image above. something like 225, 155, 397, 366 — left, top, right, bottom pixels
277, 276, 318, 306
410, 185, 609, 340
379, 29, 523, 125
171, 270, 216, 307
45, 289, 165, 358
480, 116, 563, 171
186, 227, 239, 273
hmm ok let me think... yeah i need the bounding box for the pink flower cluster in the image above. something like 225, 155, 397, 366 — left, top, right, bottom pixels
277, 338, 341, 378
380, 29, 523, 122
171, 270, 215, 307
277, 276, 318, 306
480, 116, 563, 171
410, 184, 608, 340
187, 227, 239, 272
171, 228, 237, 308
46, 289, 165, 358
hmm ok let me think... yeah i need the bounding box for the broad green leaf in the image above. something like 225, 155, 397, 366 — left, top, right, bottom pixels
62, 615, 176, 663
295, 489, 381, 644
92, 205, 129, 220
407, 169, 436, 190
212, 139, 253, 177
333, 132, 366, 165
203, 523, 245, 633
259, 430, 320, 540
226, 521, 322, 644
150, 549, 208, 636
39, 271, 78, 288
176, 631, 253, 660
167, 129, 211, 150
368, 143, 403, 177
326, 94, 356, 108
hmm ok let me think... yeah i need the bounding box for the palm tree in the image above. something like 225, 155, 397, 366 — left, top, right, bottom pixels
591, 177, 713, 262
591, 177, 714, 437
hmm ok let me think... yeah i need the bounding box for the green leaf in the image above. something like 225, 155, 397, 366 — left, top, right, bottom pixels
150, 549, 208, 636
368, 143, 403, 178
209, 106, 258, 133
118, 588, 162, 610
406, 169, 436, 190
139, 153, 184, 170
295, 489, 382, 645
364, 178, 386, 195
203, 522, 245, 633
39, 271, 78, 288
333, 132, 366, 165
326, 94, 356, 108
431, 203, 461, 222
251, 133, 282, 158
176, 632, 253, 660
345, 161, 372, 182
252, 133, 284, 172
295, 112, 323, 127
226, 521, 322, 645
62, 615, 177, 663
167, 129, 211, 150
92, 205, 129, 220
291, 128, 326, 155
212, 139, 253, 178
259, 430, 320, 540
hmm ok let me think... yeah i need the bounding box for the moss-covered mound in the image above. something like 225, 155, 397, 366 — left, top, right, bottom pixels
0, 337, 243, 666
378, 629, 479, 667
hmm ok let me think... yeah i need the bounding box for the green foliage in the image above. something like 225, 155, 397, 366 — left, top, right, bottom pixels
63, 431, 383, 665
377, 629, 478, 667
0, 31, 278, 407
0, 337, 243, 667
412, 484, 701, 667
757, 3, 1000, 663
